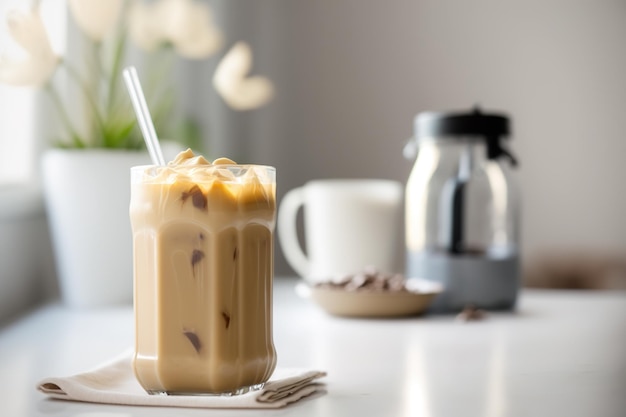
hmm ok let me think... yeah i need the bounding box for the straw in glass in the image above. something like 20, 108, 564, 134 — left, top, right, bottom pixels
122, 66, 166, 166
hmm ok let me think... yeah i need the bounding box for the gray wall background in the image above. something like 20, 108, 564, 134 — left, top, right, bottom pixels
185, 0, 626, 276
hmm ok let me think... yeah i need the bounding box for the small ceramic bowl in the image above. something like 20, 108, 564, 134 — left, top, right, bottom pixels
300, 279, 443, 318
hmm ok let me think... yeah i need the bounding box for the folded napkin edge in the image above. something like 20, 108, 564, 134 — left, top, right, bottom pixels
38, 382, 66, 396
35, 359, 328, 410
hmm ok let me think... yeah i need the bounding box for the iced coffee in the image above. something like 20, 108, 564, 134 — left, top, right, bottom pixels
130, 149, 277, 395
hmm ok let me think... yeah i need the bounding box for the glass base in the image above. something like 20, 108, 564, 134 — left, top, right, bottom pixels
147, 382, 265, 397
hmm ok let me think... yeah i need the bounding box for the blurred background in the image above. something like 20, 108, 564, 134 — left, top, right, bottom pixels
1, 0, 625, 319
206, 0, 626, 280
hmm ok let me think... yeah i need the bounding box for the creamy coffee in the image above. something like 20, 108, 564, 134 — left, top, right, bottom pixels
130, 149, 277, 395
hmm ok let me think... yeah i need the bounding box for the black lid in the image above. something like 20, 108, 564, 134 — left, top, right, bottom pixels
414, 106, 511, 139
413, 106, 517, 166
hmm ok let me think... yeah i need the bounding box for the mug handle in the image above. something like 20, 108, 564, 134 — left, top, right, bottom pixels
277, 187, 309, 277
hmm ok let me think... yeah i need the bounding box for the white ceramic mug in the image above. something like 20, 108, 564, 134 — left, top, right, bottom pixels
278, 179, 403, 283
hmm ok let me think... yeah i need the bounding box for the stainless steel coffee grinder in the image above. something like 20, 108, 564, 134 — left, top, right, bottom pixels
404, 107, 520, 312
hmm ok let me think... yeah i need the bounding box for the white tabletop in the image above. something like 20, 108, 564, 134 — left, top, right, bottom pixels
0, 278, 625, 417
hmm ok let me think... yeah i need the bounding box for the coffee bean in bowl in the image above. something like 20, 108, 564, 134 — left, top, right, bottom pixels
316, 268, 407, 292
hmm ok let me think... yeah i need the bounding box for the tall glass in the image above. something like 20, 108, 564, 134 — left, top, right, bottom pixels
129, 163, 277, 395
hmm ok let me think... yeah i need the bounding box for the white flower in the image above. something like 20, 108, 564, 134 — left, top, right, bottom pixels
0, 8, 58, 86
126, 2, 155, 50
212, 42, 274, 111
67, 0, 123, 41
128, 0, 223, 59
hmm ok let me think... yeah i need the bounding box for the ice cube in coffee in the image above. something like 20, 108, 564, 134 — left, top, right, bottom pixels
130, 149, 277, 395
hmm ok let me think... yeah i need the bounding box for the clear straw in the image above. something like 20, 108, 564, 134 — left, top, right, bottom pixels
122, 66, 165, 166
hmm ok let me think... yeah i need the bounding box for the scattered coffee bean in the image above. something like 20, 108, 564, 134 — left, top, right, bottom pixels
456, 304, 486, 322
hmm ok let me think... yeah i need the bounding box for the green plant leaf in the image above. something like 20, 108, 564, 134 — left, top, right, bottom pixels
105, 119, 136, 148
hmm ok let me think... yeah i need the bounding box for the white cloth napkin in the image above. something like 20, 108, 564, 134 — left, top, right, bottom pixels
37, 350, 327, 409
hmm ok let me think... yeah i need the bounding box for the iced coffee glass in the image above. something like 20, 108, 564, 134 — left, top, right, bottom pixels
129, 150, 277, 395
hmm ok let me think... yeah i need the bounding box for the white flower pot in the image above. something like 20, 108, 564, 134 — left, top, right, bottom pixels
42, 149, 151, 308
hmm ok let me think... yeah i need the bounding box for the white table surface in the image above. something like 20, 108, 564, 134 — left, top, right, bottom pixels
0, 278, 625, 417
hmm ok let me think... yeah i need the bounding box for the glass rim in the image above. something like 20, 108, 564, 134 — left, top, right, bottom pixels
131, 164, 276, 171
